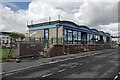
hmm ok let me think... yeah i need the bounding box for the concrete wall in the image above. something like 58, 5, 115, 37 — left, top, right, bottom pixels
49, 28, 56, 38
49, 27, 56, 45
58, 26, 64, 38
58, 26, 64, 44
29, 26, 64, 45
49, 26, 64, 45
30, 30, 44, 38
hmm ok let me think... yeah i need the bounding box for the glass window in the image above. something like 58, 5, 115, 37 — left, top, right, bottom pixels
103, 36, 106, 43
2, 40, 5, 44
87, 34, 90, 44
78, 32, 81, 43
64, 29, 68, 43
106, 37, 110, 43
44, 29, 49, 47
98, 36, 100, 41
73, 31, 77, 44
97, 35, 100, 43
6, 40, 9, 44
90, 34, 96, 44
89, 34, 92, 44
81, 32, 87, 44
7, 37, 9, 39
68, 30, 72, 44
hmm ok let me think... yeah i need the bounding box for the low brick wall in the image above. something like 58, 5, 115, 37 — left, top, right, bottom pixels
50, 44, 111, 57
10, 42, 111, 58
10, 42, 44, 58
19, 42, 44, 58
50, 45, 63, 56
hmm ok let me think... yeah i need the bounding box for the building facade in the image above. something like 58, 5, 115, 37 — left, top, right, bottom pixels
0, 32, 11, 47
27, 20, 111, 57
28, 20, 111, 47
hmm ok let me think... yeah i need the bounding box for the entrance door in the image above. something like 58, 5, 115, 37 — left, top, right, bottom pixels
100, 35, 104, 43
44, 29, 49, 48
81, 32, 87, 44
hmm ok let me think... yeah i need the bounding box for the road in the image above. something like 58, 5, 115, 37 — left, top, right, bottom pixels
2, 49, 119, 80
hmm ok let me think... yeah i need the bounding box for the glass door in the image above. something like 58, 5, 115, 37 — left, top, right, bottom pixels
44, 29, 49, 48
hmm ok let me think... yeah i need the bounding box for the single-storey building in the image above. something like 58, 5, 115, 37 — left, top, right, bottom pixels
27, 20, 111, 56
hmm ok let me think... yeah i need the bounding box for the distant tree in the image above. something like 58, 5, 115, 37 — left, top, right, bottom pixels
111, 36, 120, 38
19, 33, 25, 40
9, 32, 25, 42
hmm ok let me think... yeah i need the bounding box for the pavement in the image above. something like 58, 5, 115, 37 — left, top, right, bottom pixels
1, 48, 119, 79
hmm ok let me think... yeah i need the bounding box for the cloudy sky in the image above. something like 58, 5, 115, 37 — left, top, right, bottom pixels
0, 0, 119, 36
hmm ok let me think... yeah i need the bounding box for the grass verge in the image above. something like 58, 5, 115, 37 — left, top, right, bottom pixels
0, 48, 10, 61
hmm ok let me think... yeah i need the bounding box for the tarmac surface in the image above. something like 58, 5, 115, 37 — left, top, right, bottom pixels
1, 48, 120, 80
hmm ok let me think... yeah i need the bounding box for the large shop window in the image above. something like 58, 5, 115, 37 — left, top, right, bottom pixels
73, 31, 77, 44
91, 34, 96, 44
65, 29, 68, 43
89, 34, 93, 44
103, 36, 106, 43
87, 34, 90, 44
81, 32, 87, 44
68, 30, 73, 44
78, 32, 81, 43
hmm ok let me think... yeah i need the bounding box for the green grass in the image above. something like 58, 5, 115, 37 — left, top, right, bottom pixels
0, 48, 10, 61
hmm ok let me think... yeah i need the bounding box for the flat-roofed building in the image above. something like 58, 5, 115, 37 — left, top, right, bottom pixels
27, 20, 111, 57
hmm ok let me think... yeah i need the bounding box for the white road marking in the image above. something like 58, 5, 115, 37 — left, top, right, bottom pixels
3, 63, 46, 75
76, 56, 80, 58
80, 63, 83, 65
48, 60, 59, 64
60, 59, 65, 61
64, 59, 69, 61
71, 66, 76, 68
81, 55, 88, 58
119, 72, 120, 74
87, 61, 90, 63
3, 60, 59, 75
42, 73, 52, 78
2, 52, 98, 75
69, 58, 75, 60
114, 76, 118, 80
58, 69, 66, 72
0, 72, 6, 75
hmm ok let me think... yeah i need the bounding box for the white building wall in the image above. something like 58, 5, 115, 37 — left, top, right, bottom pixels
30, 30, 44, 38
0, 34, 11, 47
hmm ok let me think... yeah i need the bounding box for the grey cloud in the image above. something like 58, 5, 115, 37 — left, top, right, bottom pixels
0, 1, 119, 36
80, 2, 118, 26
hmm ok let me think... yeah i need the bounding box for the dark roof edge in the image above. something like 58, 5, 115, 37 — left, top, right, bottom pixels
27, 20, 110, 36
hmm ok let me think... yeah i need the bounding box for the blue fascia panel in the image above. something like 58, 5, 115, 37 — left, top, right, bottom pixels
29, 24, 58, 31
64, 26, 90, 33
61, 24, 89, 31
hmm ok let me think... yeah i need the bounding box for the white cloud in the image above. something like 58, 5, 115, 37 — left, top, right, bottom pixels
0, 4, 27, 33
75, 2, 118, 26
99, 23, 118, 36
0, 1, 119, 36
